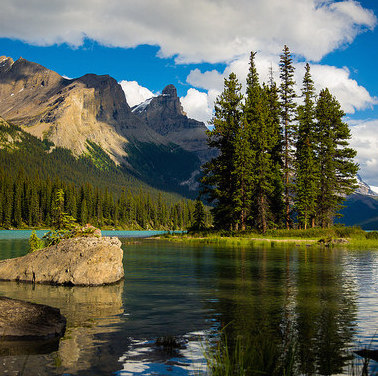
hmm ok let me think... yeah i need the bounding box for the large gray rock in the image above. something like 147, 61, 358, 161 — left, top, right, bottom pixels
0, 237, 124, 286
0, 296, 66, 339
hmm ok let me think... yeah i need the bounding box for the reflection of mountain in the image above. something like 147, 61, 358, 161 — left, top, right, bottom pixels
0, 281, 124, 375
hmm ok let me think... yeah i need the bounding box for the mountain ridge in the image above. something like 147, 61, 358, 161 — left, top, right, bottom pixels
0, 55, 207, 194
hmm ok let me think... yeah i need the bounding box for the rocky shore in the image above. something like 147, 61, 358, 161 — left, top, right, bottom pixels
0, 236, 124, 286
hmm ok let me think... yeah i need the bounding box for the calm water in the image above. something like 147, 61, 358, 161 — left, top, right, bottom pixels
0, 231, 377, 375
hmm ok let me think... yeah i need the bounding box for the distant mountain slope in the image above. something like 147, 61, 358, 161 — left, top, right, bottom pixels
0, 120, 186, 202
337, 194, 378, 230
336, 175, 378, 230
0, 56, 205, 195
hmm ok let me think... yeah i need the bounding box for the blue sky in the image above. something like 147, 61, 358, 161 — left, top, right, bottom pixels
1, 0, 378, 185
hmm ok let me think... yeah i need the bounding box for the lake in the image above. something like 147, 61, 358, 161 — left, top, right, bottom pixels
0, 231, 377, 375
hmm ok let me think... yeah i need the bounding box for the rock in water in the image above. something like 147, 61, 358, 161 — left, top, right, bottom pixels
0, 237, 124, 286
0, 296, 66, 339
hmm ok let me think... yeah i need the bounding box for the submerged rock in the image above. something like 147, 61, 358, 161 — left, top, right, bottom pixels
0, 296, 66, 340
0, 237, 124, 286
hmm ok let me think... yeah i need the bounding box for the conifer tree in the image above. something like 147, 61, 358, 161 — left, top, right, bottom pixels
232, 117, 254, 231
244, 51, 275, 233
279, 45, 297, 229
13, 180, 22, 227
295, 63, 318, 229
192, 198, 206, 230
265, 66, 284, 227
202, 73, 243, 230
315, 88, 358, 227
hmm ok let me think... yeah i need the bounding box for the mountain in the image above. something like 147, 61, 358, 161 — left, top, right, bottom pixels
355, 174, 378, 196
132, 84, 214, 163
0, 56, 207, 195
337, 175, 378, 230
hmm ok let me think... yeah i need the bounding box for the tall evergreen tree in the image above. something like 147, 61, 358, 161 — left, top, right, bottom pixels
244, 51, 275, 233
192, 198, 206, 230
315, 88, 358, 227
279, 45, 297, 229
265, 66, 285, 227
202, 73, 243, 230
295, 63, 318, 229
232, 117, 254, 230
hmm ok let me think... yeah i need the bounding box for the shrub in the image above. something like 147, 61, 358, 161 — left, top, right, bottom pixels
28, 231, 44, 252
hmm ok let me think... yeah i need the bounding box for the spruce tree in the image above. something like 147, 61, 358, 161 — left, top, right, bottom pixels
265, 66, 284, 227
279, 45, 297, 229
201, 73, 243, 230
232, 117, 254, 230
295, 63, 318, 229
244, 51, 275, 233
315, 88, 358, 227
192, 198, 206, 230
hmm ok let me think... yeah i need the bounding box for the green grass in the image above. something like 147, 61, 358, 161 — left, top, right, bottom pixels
200, 327, 378, 376
163, 227, 378, 249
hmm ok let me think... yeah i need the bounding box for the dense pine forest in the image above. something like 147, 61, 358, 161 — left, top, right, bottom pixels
0, 170, 210, 230
202, 46, 358, 232
0, 120, 210, 230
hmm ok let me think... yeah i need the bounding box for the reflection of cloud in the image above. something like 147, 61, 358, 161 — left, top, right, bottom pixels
118, 331, 209, 375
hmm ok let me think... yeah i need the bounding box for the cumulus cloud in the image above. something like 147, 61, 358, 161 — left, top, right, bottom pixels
119, 80, 215, 124
180, 88, 214, 124
0, 0, 375, 63
119, 80, 155, 107
349, 120, 378, 186
187, 53, 377, 121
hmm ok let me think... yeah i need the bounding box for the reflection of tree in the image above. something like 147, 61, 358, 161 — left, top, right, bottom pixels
207, 245, 358, 375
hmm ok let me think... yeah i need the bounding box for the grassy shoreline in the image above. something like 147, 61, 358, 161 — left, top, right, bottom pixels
160, 227, 378, 249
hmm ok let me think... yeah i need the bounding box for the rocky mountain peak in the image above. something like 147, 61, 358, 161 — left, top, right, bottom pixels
356, 174, 378, 196
131, 84, 215, 163
0, 56, 14, 73
162, 84, 178, 97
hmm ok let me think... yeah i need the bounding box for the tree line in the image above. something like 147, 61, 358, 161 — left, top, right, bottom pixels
0, 168, 211, 230
201, 46, 358, 232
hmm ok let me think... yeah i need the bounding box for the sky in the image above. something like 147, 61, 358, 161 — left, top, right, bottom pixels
1, 0, 378, 186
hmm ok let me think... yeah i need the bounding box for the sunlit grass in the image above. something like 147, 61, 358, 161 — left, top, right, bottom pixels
163, 227, 378, 249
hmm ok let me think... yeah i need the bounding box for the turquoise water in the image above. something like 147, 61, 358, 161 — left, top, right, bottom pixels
0, 229, 172, 239
0, 235, 377, 375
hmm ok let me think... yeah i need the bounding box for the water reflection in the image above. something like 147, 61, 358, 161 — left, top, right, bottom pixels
207, 245, 359, 375
0, 280, 124, 375
0, 239, 377, 375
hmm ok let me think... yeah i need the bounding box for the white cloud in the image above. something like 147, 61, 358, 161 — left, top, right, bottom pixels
350, 120, 378, 186
119, 80, 155, 107
0, 0, 375, 64
186, 54, 377, 120
180, 88, 214, 124
306, 64, 378, 113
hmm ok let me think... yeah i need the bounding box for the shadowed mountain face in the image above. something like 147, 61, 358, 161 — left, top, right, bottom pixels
132, 84, 214, 163
0, 56, 207, 193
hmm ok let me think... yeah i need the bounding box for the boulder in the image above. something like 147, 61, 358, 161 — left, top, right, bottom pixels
0, 237, 124, 286
0, 296, 66, 339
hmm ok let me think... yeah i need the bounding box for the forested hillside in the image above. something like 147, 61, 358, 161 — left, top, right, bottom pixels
0, 119, 210, 229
